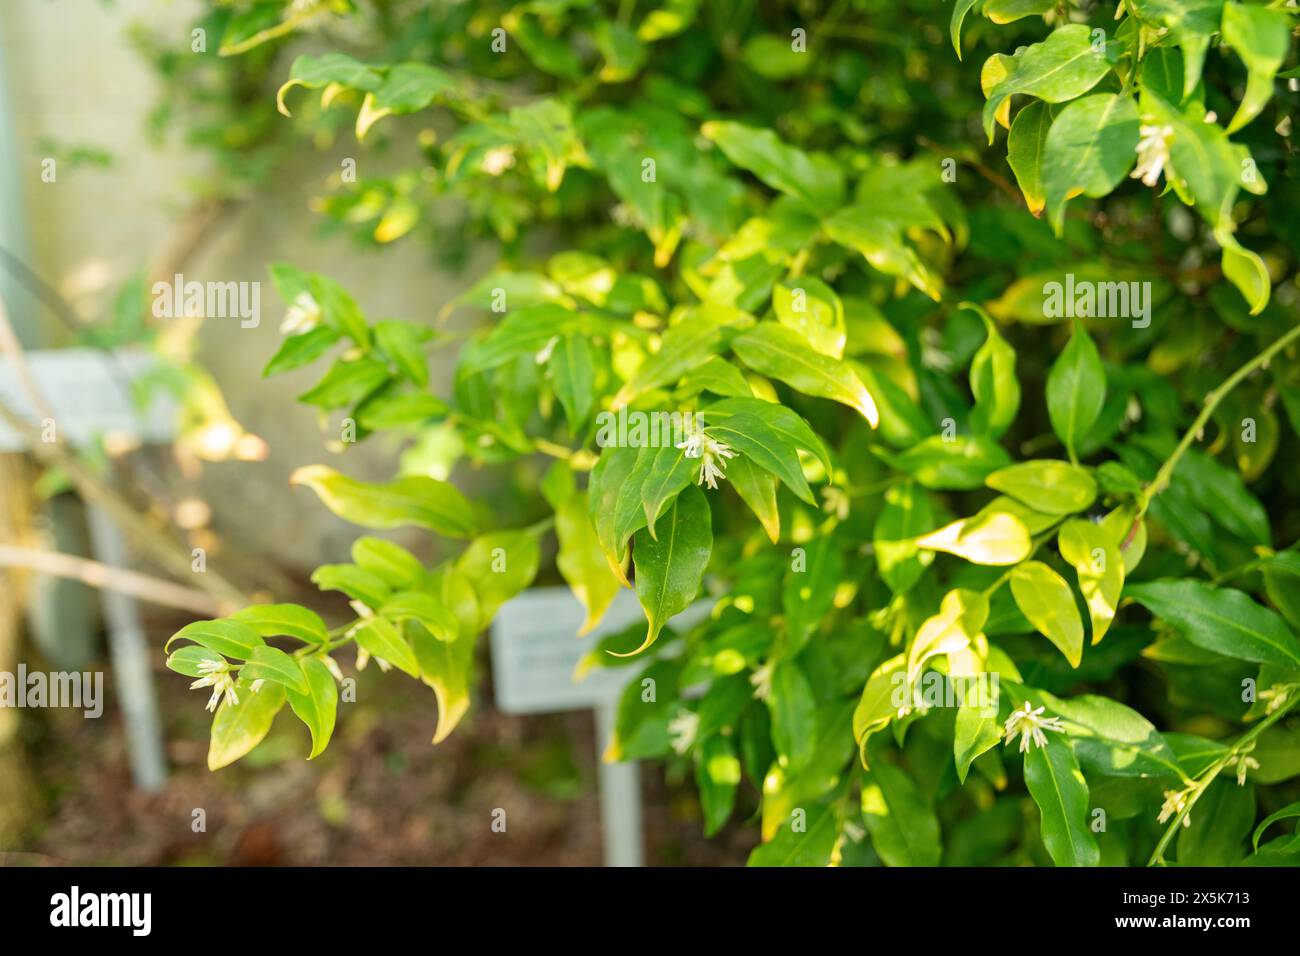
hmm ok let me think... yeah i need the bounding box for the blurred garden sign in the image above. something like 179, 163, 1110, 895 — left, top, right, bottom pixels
0, 347, 174, 790
492, 588, 708, 867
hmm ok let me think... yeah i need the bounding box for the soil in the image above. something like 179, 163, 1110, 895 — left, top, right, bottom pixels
7, 618, 760, 867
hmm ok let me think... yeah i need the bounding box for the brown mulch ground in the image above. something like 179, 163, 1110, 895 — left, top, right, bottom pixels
9, 633, 759, 867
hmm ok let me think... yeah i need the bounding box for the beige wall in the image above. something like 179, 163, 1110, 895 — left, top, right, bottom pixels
1, 0, 486, 573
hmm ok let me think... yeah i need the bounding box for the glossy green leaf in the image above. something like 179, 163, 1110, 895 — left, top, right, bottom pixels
1046, 322, 1105, 462
985, 459, 1097, 515
1011, 560, 1085, 666
982, 24, 1114, 143
732, 323, 879, 426
627, 485, 712, 656
1041, 93, 1140, 234
208, 679, 286, 771
1126, 580, 1300, 668
292, 465, 476, 537
286, 656, 339, 759
1022, 731, 1100, 866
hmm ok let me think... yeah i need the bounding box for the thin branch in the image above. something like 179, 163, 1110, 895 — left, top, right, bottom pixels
1142, 320, 1300, 505
0, 544, 231, 617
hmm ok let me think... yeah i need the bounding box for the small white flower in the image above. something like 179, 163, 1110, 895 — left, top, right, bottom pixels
1002, 700, 1065, 752
677, 425, 737, 490
749, 663, 773, 701
1131, 124, 1174, 187
1158, 788, 1194, 828
535, 335, 559, 364
1260, 684, 1292, 714
321, 655, 345, 683
1227, 753, 1261, 787
481, 146, 516, 177
280, 291, 321, 335
822, 486, 850, 521
190, 657, 238, 712
668, 709, 700, 754
249, 679, 266, 694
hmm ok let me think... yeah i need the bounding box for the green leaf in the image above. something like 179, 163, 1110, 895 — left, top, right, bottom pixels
951, 0, 980, 58
1057, 518, 1124, 644
1022, 731, 1100, 866
985, 460, 1097, 515
311, 564, 391, 609
906, 588, 989, 684
732, 323, 879, 426
701, 120, 843, 212
1264, 552, 1300, 633
229, 603, 328, 645
1006, 100, 1053, 216
292, 465, 476, 537
783, 535, 843, 655
695, 735, 741, 836
874, 481, 935, 594
984, 0, 1056, 23
380, 591, 459, 642
853, 653, 906, 764
771, 277, 846, 359
982, 24, 1114, 143
955, 682, 1003, 783
1011, 561, 1085, 666
746, 804, 838, 867
1126, 580, 1300, 668
861, 761, 942, 866
1041, 93, 1140, 234
240, 644, 310, 695
1129, 0, 1223, 99
463, 303, 582, 374
556, 491, 622, 635
879, 435, 1012, 490
297, 356, 389, 409
626, 485, 713, 656
309, 274, 370, 347
455, 530, 541, 628
703, 398, 828, 505
166, 644, 225, 678
967, 305, 1021, 439
1042, 691, 1184, 779
351, 537, 423, 589
550, 335, 596, 430
1252, 799, 1300, 853
1221, 2, 1290, 133
1217, 229, 1271, 316
354, 617, 421, 678
769, 661, 818, 770
725, 454, 780, 543
167, 619, 264, 660
407, 568, 481, 743
276, 53, 382, 116
915, 510, 1032, 566
1178, 779, 1254, 865
374, 62, 456, 113
1046, 322, 1105, 462
373, 320, 430, 387
636, 444, 698, 538
208, 679, 286, 771
263, 326, 340, 377
286, 656, 339, 759
614, 304, 753, 406
822, 207, 943, 301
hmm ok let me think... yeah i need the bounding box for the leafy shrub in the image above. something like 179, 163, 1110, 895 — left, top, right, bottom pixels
165, 0, 1300, 866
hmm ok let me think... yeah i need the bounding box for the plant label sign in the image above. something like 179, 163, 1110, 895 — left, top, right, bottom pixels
0, 347, 173, 790
0, 347, 174, 451
491, 588, 709, 867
